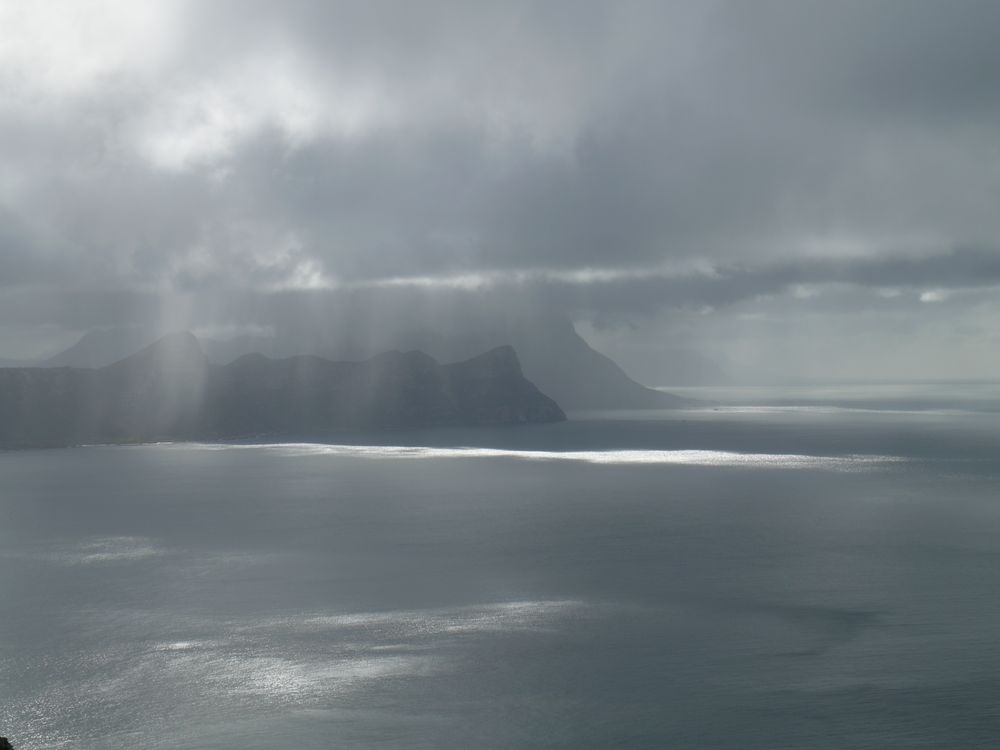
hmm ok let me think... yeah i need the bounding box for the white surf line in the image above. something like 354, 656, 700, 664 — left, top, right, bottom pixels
169, 442, 907, 470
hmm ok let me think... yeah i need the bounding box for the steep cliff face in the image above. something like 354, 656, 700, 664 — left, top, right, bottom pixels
444, 345, 566, 424
0, 336, 564, 448
481, 317, 684, 410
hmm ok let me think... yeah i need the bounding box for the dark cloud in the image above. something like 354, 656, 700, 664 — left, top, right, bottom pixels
2, 246, 995, 330
0, 1, 998, 374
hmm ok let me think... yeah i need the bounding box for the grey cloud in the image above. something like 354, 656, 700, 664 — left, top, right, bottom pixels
493, 247, 1000, 320
3, 246, 996, 333
721, 0, 1000, 120
2, 1, 999, 375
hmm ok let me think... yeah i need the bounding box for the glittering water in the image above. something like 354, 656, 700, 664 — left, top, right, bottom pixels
2, 390, 1000, 748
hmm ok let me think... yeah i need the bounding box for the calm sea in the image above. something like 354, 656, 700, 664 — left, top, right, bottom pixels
2, 384, 999, 748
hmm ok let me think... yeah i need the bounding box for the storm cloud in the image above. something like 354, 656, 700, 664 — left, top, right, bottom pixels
1, 0, 998, 376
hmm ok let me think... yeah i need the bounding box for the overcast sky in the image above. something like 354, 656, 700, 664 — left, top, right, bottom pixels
1, 0, 999, 378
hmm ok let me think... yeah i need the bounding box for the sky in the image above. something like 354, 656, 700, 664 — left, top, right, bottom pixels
1, 0, 999, 379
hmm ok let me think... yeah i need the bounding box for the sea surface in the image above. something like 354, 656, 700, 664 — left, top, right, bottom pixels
2, 384, 1000, 749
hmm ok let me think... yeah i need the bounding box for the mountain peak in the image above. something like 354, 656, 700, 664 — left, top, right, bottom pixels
104, 331, 206, 370
44, 326, 154, 369
98, 333, 210, 401
449, 345, 523, 378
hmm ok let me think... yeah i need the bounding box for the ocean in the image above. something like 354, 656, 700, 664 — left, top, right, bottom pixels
2, 384, 999, 748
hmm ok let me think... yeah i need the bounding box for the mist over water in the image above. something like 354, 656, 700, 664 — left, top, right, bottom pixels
2, 386, 1000, 748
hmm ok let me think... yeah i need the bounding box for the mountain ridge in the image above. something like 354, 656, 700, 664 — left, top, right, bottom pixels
309, 316, 690, 409
4, 315, 692, 410
0, 336, 564, 449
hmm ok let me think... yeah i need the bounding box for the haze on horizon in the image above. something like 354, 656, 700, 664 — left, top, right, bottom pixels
1, 0, 999, 382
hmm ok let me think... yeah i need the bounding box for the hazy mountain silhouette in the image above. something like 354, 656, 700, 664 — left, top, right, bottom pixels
0, 327, 156, 369
43, 327, 156, 368
20, 314, 689, 409
369, 316, 686, 410
0, 334, 564, 448
203, 315, 686, 410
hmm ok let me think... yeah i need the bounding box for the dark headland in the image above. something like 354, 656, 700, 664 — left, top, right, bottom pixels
15, 314, 689, 411
0, 333, 565, 449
